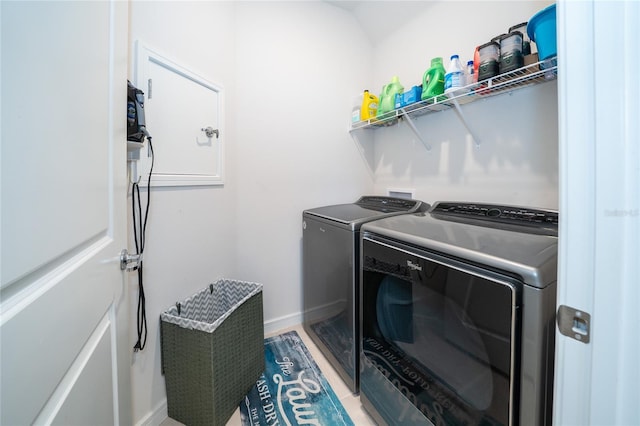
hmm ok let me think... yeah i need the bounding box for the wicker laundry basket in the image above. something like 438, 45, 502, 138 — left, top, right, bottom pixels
160, 279, 264, 426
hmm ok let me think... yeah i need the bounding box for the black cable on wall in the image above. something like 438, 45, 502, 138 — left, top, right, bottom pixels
132, 138, 154, 352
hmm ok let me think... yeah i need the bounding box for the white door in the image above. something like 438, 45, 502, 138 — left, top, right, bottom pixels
555, 0, 640, 424
1, 1, 131, 425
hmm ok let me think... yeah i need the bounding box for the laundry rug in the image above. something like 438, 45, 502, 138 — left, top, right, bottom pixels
240, 330, 354, 426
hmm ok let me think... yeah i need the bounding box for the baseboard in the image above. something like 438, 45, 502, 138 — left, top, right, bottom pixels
263, 310, 302, 335
302, 299, 344, 323
135, 399, 168, 426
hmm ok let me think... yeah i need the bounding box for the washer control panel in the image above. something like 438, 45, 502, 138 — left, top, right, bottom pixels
356, 196, 424, 213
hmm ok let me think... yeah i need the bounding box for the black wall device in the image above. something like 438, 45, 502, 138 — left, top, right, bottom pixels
127, 80, 149, 143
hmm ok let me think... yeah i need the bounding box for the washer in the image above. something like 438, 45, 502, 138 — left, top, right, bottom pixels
302, 196, 427, 393
359, 201, 558, 426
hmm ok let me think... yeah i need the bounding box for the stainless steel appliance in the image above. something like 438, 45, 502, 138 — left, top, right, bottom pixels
360, 202, 558, 425
302, 196, 427, 393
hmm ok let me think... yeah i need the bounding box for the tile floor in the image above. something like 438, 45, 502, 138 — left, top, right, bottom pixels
160, 324, 377, 426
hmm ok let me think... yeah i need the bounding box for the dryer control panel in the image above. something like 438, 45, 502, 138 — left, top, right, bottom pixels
430, 202, 558, 236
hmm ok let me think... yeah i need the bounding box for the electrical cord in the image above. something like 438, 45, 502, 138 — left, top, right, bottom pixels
132, 136, 153, 352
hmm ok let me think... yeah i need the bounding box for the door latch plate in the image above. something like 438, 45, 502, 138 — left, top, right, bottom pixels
557, 305, 591, 343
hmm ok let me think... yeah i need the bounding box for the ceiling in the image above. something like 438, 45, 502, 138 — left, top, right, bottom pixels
324, 1, 435, 46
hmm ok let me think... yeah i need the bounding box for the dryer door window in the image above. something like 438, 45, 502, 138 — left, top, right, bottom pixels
361, 236, 521, 426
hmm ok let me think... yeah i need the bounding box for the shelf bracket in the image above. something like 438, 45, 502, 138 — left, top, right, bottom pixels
401, 110, 431, 151
348, 127, 376, 179
449, 97, 481, 147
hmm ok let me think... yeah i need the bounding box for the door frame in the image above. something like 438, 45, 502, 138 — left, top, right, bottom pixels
555, 0, 639, 424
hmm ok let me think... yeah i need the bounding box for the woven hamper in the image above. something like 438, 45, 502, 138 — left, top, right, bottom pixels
160, 279, 264, 426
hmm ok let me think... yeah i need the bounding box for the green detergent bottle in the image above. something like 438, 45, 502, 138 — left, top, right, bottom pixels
377, 76, 404, 117
421, 57, 446, 102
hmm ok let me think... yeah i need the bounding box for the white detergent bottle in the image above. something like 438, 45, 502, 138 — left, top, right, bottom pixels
466, 60, 476, 85
444, 54, 464, 94
352, 92, 363, 124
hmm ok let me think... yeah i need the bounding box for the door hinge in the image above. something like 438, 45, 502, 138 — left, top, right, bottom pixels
147, 78, 152, 100
557, 305, 591, 343
120, 249, 142, 271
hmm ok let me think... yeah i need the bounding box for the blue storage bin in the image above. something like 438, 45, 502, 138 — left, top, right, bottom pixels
527, 4, 557, 60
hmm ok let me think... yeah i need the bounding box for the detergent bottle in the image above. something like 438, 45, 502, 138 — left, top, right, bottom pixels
352, 92, 363, 124
444, 54, 464, 94
360, 90, 379, 121
377, 76, 403, 117
421, 57, 446, 102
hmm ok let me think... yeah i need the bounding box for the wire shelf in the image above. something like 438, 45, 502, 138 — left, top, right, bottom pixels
350, 56, 558, 130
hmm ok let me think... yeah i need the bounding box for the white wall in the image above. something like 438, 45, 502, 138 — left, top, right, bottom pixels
368, 1, 558, 209
233, 1, 373, 329
128, 1, 372, 424
128, 2, 240, 424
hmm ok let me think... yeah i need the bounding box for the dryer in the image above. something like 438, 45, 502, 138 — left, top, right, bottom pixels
359, 202, 558, 425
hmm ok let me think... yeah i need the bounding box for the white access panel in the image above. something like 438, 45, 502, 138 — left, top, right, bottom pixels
135, 42, 224, 186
